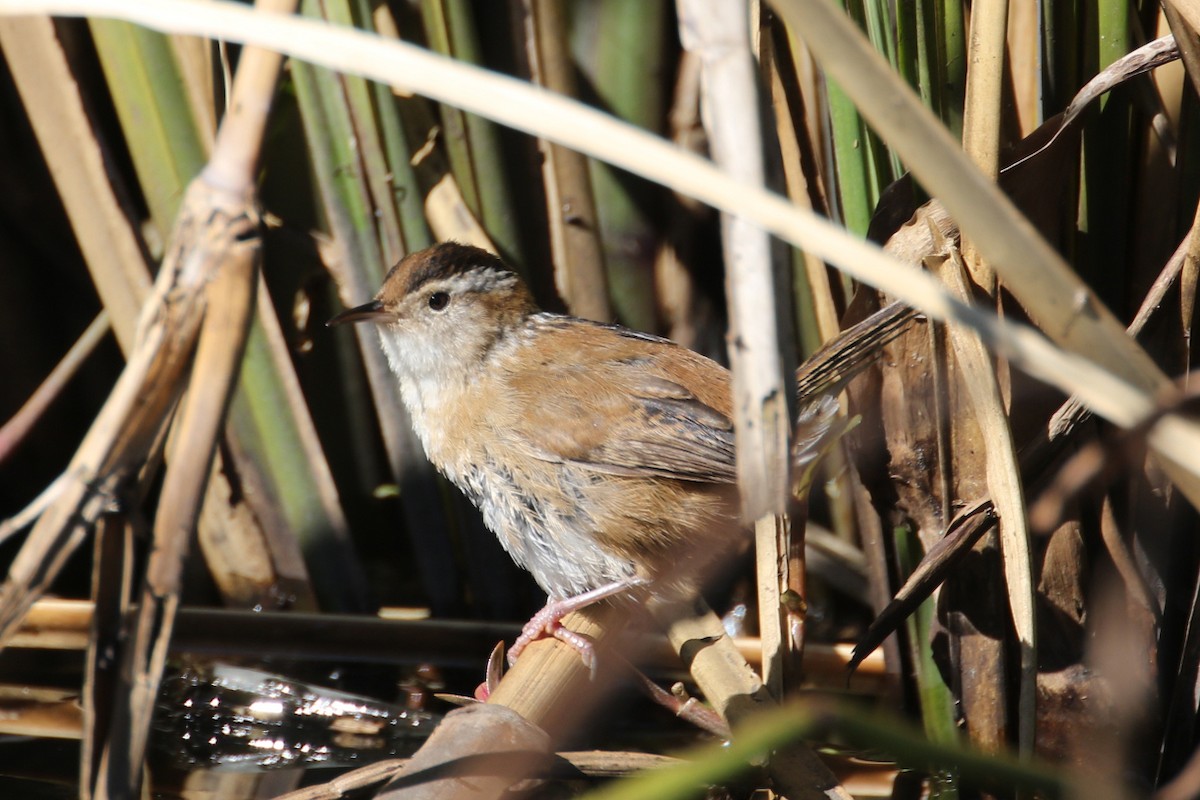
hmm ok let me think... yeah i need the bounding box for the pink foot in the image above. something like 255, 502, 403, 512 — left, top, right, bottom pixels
508, 610, 596, 668
506, 578, 648, 668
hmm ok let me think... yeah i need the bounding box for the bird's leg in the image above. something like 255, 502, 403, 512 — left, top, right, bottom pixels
508, 578, 648, 668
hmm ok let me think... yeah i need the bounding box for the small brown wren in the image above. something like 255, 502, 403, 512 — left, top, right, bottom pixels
329, 242, 909, 664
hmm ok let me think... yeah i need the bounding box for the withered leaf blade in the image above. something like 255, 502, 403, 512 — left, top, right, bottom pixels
1001, 34, 1179, 177
848, 499, 997, 674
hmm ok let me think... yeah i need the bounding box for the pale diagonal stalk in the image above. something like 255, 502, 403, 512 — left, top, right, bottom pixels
87, 5, 353, 609
12, 0, 1200, 501
100, 15, 292, 789
102, 192, 260, 796
0, 312, 111, 464
0, 16, 153, 348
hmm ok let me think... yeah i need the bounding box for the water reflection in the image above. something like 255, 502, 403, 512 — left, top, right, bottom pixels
154, 664, 438, 770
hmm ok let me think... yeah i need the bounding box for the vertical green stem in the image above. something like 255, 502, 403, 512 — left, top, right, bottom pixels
895, 525, 960, 797
940, 0, 966, 137
421, 0, 523, 265
1080, 0, 1131, 310
572, 0, 666, 329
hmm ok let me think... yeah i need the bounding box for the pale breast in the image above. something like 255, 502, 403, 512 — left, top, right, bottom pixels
398, 318, 739, 600
453, 458, 640, 599
402, 370, 640, 599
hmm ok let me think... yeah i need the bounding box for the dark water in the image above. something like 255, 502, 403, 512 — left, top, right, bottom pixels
0, 661, 442, 799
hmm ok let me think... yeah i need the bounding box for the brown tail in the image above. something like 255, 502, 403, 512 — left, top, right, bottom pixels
794, 301, 918, 402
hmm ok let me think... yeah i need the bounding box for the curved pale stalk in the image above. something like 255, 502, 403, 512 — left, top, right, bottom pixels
4, 0, 1193, 487
8, 0, 1200, 547
0, 313, 111, 465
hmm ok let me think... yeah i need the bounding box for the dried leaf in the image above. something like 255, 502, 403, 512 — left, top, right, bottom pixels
849, 500, 997, 674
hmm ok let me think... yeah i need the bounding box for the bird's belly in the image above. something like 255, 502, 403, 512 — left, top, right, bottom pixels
410, 398, 734, 601
405, 399, 621, 597
451, 460, 638, 600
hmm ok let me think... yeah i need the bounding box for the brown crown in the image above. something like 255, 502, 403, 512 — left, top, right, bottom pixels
379, 242, 512, 304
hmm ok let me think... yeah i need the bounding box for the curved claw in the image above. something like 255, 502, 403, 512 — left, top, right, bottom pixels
507, 609, 596, 672
506, 579, 645, 671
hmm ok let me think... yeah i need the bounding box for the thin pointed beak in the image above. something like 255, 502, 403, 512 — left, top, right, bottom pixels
327, 300, 387, 327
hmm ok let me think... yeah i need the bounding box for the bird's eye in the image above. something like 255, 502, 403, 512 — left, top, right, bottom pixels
427, 291, 450, 311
